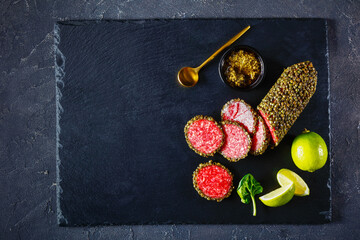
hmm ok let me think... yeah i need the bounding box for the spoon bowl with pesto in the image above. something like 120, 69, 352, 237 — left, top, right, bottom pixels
219, 45, 265, 90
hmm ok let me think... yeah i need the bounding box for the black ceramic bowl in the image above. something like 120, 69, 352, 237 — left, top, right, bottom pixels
219, 45, 265, 90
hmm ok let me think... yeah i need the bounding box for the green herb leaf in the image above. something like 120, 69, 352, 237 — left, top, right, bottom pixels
237, 174, 263, 216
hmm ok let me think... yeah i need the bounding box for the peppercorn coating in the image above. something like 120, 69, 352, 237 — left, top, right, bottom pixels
257, 61, 317, 146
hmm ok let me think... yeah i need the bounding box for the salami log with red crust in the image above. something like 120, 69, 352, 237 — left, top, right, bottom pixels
193, 161, 234, 202
221, 99, 258, 135
220, 121, 251, 162
250, 115, 270, 155
184, 115, 224, 157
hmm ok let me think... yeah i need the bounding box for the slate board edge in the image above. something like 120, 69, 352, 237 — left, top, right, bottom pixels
56, 17, 327, 25
54, 23, 68, 226
54, 19, 332, 226
324, 19, 332, 222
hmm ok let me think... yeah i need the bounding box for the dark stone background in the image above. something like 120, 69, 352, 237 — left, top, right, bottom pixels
0, 0, 359, 239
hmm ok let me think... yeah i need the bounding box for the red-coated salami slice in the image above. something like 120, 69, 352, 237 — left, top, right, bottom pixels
221, 99, 258, 135
184, 115, 224, 157
220, 121, 251, 162
193, 161, 233, 202
250, 114, 271, 155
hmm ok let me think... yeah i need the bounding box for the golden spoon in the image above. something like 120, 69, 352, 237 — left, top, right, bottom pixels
177, 25, 251, 87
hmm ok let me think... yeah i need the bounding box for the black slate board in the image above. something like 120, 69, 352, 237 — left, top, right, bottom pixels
55, 19, 330, 226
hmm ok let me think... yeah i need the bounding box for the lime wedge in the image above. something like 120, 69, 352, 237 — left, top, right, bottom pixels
277, 168, 310, 196
259, 183, 295, 207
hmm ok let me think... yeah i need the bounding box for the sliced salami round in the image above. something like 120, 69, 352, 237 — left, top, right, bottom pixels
250, 114, 271, 155
221, 98, 258, 135
184, 115, 224, 157
193, 160, 233, 202
220, 121, 251, 162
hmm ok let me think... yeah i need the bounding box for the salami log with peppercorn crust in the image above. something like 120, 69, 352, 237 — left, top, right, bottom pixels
257, 61, 317, 146
250, 114, 270, 155
184, 115, 224, 157
221, 98, 258, 135
193, 161, 234, 202
220, 121, 252, 162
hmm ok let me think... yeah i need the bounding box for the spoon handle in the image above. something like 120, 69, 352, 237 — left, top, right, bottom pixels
197, 25, 251, 70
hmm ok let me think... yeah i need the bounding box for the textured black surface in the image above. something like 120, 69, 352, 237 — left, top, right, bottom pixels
1, 0, 360, 239
56, 19, 330, 225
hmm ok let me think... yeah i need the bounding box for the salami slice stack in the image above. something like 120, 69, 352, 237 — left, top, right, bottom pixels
185, 63, 317, 159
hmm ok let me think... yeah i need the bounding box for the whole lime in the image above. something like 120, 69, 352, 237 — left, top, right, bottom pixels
291, 129, 328, 172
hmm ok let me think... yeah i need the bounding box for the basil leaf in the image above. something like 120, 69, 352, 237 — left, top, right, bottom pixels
237, 173, 263, 216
